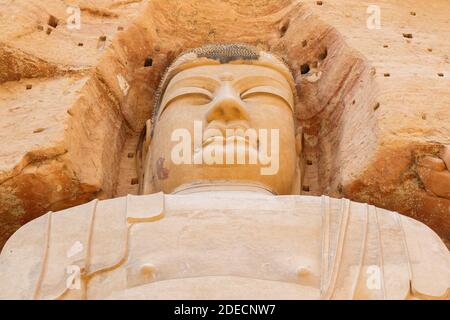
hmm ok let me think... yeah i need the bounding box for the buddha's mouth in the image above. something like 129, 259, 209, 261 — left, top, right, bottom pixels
197, 134, 260, 166
202, 135, 258, 150
188, 120, 279, 172
201, 122, 259, 150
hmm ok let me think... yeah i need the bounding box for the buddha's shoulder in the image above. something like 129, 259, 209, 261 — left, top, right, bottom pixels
0, 211, 49, 299
0, 192, 166, 258
396, 213, 450, 299
0, 199, 108, 299
316, 196, 449, 299
0, 193, 165, 299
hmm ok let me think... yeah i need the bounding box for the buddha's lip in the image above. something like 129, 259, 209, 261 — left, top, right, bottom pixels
202, 135, 256, 148
205, 121, 250, 132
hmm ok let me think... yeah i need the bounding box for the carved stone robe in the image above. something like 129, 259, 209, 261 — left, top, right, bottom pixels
0, 191, 449, 300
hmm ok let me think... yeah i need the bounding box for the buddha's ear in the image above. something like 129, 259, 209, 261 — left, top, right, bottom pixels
143, 119, 153, 156
290, 126, 304, 195
137, 119, 153, 194
296, 127, 303, 156
290, 161, 302, 195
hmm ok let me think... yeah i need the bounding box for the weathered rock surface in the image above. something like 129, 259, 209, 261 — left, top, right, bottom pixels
0, 0, 449, 248
0, 0, 146, 247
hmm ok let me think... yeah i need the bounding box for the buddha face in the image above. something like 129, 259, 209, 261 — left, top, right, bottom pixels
148, 63, 298, 195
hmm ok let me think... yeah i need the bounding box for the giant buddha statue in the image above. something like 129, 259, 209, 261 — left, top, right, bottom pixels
0, 44, 448, 300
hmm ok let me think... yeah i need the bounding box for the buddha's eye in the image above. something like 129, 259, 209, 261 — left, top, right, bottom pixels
186, 93, 213, 105
241, 86, 280, 100
158, 87, 213, 119
164, 87, 213, 107
174, 87, 213, 105
241, 86, 292, 110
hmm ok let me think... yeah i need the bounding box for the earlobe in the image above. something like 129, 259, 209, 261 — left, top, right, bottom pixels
290, 161, 302, 195
141, 152, 156, 195
138, 119, 154, 195
291, 127, 304, 195
295, 128, 303, 157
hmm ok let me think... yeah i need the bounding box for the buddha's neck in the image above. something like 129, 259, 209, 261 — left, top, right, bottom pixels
171, 181, 275, 196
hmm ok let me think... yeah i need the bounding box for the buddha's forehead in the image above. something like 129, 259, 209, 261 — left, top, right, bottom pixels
166, 64, 293, 91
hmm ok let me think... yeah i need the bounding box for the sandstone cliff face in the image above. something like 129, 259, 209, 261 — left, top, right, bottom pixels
0, 0, 449, 248
0, 0, 146, 246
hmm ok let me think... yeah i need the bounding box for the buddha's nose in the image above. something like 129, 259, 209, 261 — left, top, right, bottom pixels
206, 84, 250, 123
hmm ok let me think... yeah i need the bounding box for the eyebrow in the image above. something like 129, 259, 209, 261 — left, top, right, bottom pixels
168, 75, 221, 90
158, 73, 294, 118
233, 75, 291, 90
